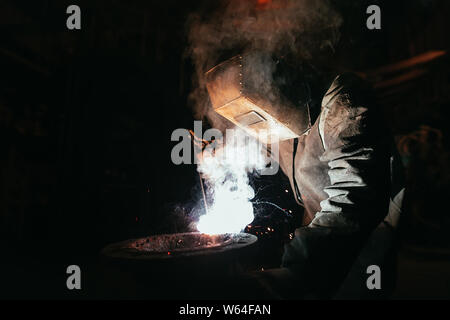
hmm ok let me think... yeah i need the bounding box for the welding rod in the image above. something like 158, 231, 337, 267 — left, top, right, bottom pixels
199, 173, 209, 214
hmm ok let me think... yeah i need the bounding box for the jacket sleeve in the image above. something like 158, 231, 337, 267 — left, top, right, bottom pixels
281, 73, 390, 297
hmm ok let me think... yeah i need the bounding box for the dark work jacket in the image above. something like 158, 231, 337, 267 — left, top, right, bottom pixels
277, 73, 391, 297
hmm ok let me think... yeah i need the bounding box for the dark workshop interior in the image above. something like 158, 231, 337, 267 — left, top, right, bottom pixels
1, 0, 450, 300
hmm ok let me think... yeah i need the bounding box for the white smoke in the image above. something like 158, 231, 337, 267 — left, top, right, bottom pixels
187, 0, 343, 127
196, 129, 268, 234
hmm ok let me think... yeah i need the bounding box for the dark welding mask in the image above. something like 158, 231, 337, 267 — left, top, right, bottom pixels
205, 51, 312, 144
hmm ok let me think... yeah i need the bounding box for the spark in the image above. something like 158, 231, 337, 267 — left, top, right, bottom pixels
252, 201, 293, 217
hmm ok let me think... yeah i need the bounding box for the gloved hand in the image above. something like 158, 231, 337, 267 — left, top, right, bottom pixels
189, 130, 218, 163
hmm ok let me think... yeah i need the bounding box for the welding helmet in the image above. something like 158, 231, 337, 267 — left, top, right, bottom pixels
205, 51, 312, 144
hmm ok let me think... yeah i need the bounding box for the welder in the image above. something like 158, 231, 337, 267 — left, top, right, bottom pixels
204, 51, 404, 299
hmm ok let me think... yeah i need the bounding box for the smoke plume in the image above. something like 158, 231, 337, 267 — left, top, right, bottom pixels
187, 0, 343, 126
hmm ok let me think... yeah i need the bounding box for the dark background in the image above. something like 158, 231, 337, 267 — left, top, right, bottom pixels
0, 0, 449, 299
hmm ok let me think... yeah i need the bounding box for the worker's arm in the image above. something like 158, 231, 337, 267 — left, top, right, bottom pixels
281, 74, 391, 297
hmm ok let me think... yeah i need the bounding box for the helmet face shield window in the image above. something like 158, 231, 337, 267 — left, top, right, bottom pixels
205, 52, 311, 144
